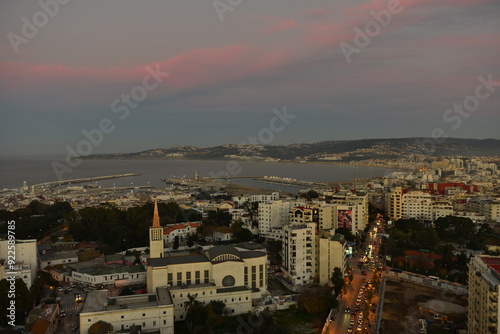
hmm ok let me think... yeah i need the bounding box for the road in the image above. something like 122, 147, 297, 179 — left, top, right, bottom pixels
54, 284, 86, 334
324, 215, 386, 334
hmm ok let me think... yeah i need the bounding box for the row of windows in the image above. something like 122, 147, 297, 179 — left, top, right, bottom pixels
167, 270, 210, 286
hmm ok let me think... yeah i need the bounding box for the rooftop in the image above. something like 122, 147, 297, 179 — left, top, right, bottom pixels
481, 256, 500, 276
148, 254, 209, 267
81, 288, 172, 314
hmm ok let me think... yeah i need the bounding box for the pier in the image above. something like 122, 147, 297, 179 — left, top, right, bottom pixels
33, 173, 140, 189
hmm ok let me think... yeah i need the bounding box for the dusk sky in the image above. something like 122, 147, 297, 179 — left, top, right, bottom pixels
1, 0, 499, 156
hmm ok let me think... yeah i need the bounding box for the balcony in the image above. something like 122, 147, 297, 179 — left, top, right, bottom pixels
490, 295, 498, 303
488, 306, 497, 314
489, 316, 497, 324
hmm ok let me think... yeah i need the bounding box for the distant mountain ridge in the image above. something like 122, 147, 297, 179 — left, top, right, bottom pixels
83, 138, 500, 163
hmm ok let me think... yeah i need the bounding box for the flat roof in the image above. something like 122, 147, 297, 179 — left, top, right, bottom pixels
80, 290, 109, 313
81, 288, 172, 314
481, 256, 500, 275
148, 254, 209, 267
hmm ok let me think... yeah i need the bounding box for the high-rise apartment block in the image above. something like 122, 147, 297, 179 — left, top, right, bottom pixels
467, 255, 500, 334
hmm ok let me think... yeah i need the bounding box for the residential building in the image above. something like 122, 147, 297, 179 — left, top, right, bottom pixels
385, 187, 404, 221
232, 192, 280, 205
0, 238, 37, 288
282, 222, 316, 286
467, 255, 500, 334
71, 263, 146, 288
316, 230, 347, 285
163, 221, 202, 244
258, 200, 292, 234
79, 287, 174, 334
39, 250, 79, 269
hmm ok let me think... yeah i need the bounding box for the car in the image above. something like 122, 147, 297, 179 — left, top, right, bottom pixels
55, 297, 62, 302
83, 287, 90, 292
59, 311, 66, 317
349, 319, 355, 325
71, 324, 78, 330
345, 307, 351, 313
57, 286, 63, 292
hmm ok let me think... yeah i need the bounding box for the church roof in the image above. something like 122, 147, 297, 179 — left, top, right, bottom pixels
205, 245, 241, 261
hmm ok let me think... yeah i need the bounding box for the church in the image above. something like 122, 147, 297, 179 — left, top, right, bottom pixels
147, 201, 268, 321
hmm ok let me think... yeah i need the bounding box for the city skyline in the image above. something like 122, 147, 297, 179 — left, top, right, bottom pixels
1, 0, 499, 156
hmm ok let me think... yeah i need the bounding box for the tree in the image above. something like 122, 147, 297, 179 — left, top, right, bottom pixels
331, 267, 345, 296
0, 278, 33, 326
186, 235, 196, 248
300, 190, 319, 201
173, 236, 180, 250
299, 287, 333, 316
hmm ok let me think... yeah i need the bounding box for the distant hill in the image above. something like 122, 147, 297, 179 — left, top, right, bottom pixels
82, 138, 500, 163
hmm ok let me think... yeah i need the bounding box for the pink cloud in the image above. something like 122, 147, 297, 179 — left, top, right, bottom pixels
264, 18, 296, 34
0, 44, 291, 96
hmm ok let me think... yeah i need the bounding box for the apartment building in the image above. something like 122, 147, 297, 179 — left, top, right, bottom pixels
386, 187, 404, 221
258, 200, 292, 234
316, 230, 347, 285
468, 199, 500, 223
282, 222, 316, 286
467, 255, 500, 334
0, 238, 37, 288
325, 191, 369, 232
401, 191, 433, 221
232, 192, 280, 205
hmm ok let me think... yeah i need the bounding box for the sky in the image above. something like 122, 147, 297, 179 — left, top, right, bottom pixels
0, 0, 499, 156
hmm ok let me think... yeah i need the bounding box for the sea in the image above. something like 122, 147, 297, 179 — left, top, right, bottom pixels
0, 156, 396, 193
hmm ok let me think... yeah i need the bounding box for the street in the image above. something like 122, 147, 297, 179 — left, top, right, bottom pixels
324, 215, 386, 334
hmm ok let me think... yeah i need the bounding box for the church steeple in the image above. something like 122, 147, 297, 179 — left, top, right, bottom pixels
149, 200, 164, 258
153, 200, 160, 227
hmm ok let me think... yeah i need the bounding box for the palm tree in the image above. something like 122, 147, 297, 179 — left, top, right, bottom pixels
184, 293, 200, 315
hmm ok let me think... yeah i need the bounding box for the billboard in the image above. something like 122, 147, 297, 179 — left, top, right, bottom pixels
337, 209, 352, 230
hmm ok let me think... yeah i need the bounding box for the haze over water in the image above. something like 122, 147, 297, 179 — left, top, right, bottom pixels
0, 156, 395, 190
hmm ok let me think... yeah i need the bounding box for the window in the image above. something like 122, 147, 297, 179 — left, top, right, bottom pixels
204, 270, 209, 283
244, 267, 248, 285
164, 320, 167, 325
186, 272, 191, 285
177, 272, 182, 285
195, 271, 200, 284
222, 275, 235, 287
168, 273, 173, 286
121, 316, 124, 319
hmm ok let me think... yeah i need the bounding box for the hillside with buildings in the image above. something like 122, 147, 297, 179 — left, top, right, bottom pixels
81, 138, 500, 167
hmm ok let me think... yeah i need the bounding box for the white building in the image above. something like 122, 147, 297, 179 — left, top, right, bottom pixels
163, 221, 203, 244
146, 245, 267, 320
401, 191, 433, 221
282, 222, 316, 286
232, 192, 280, 205
39, 250, 79, 269
0, 238, 37, 288
258, 200, 292, 234
71, 263, 147, 288
79, 287, 174, 334
316, 230, 347, 285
